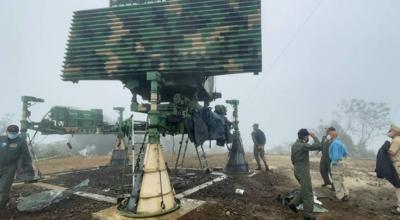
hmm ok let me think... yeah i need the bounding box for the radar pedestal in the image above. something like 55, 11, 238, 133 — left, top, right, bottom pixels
225, 100, 251, 175
17, 96, 44, 182
110, 107, 130, 166
118, 72, 180, 218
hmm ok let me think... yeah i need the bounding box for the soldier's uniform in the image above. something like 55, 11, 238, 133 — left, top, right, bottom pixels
319, 136, 332, 186
289, 134, 322, 220
251, 128, 269, 170
0, 135, 34, 209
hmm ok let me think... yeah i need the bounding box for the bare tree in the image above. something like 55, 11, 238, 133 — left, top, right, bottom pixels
335, 99, 390, 150
315, 119, 375, 158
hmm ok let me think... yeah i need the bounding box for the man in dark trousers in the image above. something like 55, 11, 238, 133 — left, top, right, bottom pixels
0, 125, 34, 210
251, 124, 269, 171
319, 127, 334, 189
289, 129, 322, 220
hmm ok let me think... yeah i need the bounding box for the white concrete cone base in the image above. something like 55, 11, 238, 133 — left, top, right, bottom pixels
93, 199, 204, 220
136, 143, 177, 215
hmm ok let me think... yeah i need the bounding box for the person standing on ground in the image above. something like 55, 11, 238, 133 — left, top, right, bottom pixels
0, 125, 34, 210
319, 128, 334, 189
387, 124, 400, 215
289, 129, 322, 220
251, 124, 269, 171
328, 127, 350, 201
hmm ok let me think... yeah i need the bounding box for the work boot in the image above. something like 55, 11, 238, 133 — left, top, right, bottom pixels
288, 203, 298, 213
264, 165, 270, 171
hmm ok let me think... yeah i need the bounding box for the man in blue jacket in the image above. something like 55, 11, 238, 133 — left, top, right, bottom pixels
328, 127, 350, 201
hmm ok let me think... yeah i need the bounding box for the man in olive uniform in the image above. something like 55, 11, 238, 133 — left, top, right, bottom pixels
251, 124, 269, 171
289, 129, 322, 220
319, 127, 334, 189
0, 125, 34, 209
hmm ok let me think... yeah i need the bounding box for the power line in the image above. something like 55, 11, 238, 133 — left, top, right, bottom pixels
242, 0, 325, 104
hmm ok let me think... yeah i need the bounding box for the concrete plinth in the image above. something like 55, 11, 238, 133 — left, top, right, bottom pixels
92, 198, 205, 220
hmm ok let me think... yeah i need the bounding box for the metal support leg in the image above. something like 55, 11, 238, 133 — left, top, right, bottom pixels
180, 138, 189, 167
200, 144, 209, 169
174, 134, 185, 169
195, 145, 203, 169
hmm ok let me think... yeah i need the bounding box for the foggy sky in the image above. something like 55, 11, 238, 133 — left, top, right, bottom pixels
1, 0, 399, 150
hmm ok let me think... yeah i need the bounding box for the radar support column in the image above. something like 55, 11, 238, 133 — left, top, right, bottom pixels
20, 96, 44, 141
18, 96, 45, 181
110, 107, 130, 166
118, 72, 180, 218
225, 99, 251, 175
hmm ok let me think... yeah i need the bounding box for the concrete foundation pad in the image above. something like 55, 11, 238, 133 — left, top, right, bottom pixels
176, 172, 227, 199
92, 198, 205, 220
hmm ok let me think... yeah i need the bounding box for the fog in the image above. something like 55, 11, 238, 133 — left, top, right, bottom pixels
1, 0, 400, 152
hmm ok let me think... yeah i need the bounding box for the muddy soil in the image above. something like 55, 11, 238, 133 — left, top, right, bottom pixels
4, 154, 399, 220
42, 166, 216, 197
42, 166, 132, 197
182, 171, 298, 220
0, 184, 111, 220
182, 170, 393, 220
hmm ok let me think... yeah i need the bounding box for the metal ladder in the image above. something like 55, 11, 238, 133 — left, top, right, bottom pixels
174, 134, 189, 169
120, 119, 149, 192
123, 121, 150, 212
174, 135, 210, 170
195, 144, 209, 170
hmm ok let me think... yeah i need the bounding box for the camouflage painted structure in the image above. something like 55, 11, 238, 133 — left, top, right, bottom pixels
19, 96, 144, 168
63, 0, 261, 102
61, 0, 261, 217
109, 0, 167, 7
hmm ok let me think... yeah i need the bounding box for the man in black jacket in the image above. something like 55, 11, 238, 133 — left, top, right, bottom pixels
251, 124, 269, 171
376, 141, 400, 188
0, 125, 34, 210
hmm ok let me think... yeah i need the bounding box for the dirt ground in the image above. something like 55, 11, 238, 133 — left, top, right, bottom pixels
42, 166, 217, 196
0, 184, 111, 220
2, 153, 399, 220
36, 155, 110, 174
181, 154, 397, 220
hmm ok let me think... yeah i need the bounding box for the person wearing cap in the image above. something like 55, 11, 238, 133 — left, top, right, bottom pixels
288, 129, 322, 220
251, 124, 269, 171
319, 127, 334, 189
387, 124, 400, 215
0, 125, 34, 210
328, 127, 349, 201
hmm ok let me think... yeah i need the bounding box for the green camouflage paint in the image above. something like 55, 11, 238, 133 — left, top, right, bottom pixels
62, 0, 261, 81
110, 0, 167, 7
